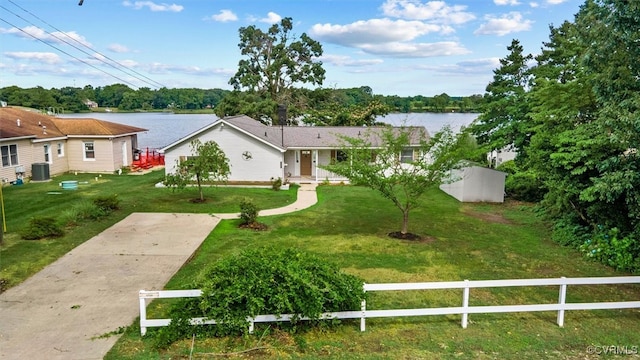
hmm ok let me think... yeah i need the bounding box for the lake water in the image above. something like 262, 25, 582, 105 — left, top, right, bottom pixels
59, 112, 478, 150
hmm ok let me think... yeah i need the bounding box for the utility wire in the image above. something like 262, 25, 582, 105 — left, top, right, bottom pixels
0, 16, 140, 89
3, 0, 167, 89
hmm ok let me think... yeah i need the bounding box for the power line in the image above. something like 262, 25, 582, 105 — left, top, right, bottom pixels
0, 16, 141, 89
2, 0, 167, 89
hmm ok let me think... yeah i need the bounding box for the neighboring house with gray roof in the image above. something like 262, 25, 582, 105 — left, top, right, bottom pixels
160, 115, 430, 183
0, 107, 147, 183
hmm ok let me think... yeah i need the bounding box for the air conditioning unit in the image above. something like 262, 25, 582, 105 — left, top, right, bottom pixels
32, 163, 51, 181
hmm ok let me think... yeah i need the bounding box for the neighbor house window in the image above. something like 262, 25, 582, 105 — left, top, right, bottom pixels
400, 149, 414, 163
57, 142, 64, 157
1, 144, 18, 167
83, 141, 95, 160
43, 144, 51, 163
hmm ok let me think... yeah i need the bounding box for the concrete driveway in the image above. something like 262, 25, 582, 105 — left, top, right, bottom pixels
0, 213, 221, 360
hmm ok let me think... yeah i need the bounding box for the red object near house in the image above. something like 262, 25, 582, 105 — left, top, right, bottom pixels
131, 148, 164, 171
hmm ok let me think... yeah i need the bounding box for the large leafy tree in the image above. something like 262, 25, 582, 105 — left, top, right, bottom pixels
163, 140, 231, 202
470, 39, 532, 163
322, 126, 472, 236
219, 17, 325, 124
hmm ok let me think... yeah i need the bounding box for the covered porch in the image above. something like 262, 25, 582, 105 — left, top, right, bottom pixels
283, 149, 348, 183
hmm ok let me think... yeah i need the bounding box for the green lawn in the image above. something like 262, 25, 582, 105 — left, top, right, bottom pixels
1, 172, 638, 359
0, 170, 296, 290
103, 180, 639, 359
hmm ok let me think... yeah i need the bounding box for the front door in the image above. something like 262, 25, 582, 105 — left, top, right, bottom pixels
300, 150, 312, 176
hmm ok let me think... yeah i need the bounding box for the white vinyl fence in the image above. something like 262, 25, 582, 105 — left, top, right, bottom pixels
139, 276, 640, 336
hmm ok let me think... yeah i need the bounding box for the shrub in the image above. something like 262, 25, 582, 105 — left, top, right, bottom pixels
153, 247, 366, 347
58, 201, 97, 226
270, 177, 282, 191
21, 217, 64, 240
579, 227, 640, 273
93, 194, 120, 212
239, 198, 259, 225
504, 170, 545, 202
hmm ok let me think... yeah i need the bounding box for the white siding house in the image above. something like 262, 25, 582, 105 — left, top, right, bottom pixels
161, 115, 430, 183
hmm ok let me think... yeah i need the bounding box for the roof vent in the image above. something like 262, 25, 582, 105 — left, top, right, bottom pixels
16, 119, 21, 127
42, 125, 47, 135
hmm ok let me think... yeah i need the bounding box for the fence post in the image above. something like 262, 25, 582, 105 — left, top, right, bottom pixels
461, 279, 470, 329
360, 299, 367, 332
139, 290, 148, 336
249, 320, 255, 334
557, 277, 567, 327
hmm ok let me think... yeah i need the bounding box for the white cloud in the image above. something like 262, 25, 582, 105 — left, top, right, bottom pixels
122, 1, 183, 12
529, 2, 539, 7
1, 26, 92, 47
361, 41, 470, 57
260, 12, 282, 24
418, 57, 501, 74
380, 0, 475, 24
4, 52, 62, 64
108, 43, 130, 53
494, 0, 521, 5
211, 9, 238, 22
546, 0, 568, 4
311, 19, 451, 46
145, 62, 234, 77
320, 54, 384, 67
474, 12, 533, 36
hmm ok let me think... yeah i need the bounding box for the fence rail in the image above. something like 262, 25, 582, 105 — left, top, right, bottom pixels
139, 276, 640, 336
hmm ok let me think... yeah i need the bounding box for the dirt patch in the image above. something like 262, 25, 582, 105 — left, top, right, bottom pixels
189, 198, 207, 203
463, 210, 513, 224
239, 222, 269, 231
388, 232, 436, 243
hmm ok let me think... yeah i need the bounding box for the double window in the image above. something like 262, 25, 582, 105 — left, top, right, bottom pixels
43, 144, 51, 163
1, 144, 18, 167
57, 142, 64, 157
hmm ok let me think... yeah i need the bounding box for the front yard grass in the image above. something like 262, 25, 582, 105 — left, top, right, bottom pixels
106, 184, 640, 359
0, 170, 297, 290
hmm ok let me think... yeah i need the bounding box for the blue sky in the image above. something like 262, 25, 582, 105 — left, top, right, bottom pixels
0, 0, 581, 96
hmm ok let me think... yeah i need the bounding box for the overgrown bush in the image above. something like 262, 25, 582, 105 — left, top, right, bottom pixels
153, 247, 366, 348
20, 217, 64, 240
579, 227, 640, 272
504, 170, 545, 202
239, 198, 259, 225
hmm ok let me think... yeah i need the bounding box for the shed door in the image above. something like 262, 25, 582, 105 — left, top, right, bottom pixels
300, 150, 312, 176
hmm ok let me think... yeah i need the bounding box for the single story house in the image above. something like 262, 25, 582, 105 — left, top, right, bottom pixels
0, 107, 147, 183
160, 115, 429, 183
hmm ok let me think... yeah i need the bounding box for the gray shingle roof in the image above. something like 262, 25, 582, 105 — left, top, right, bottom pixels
224, 115, 429, 150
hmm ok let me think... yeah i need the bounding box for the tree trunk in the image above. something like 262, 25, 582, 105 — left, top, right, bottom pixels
196, 175, 204, 201
401, 209, 410, 234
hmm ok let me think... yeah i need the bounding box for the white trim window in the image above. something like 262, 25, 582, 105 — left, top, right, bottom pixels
43, 144, 52, 163
1, 144, 18, 167
57, 142, 65, 157
400, 149, 414, 163
83, 141, 95, 160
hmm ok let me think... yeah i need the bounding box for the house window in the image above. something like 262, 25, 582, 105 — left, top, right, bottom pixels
83, 141, 95, 160
330, 150, 348, 163
400, 149, 414, 163
43, 144, 51, 163
1, 144, 18, 167
57, 142, 64, 157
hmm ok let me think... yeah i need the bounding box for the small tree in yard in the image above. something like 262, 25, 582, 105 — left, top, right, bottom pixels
163, 140, 230, 202
322, 125, 472, 238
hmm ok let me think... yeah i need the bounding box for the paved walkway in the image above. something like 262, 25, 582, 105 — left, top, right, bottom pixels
0, 183, 317, 360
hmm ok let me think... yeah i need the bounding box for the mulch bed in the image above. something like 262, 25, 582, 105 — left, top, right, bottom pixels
239, 222, 268, 231
388, 232, 436, 243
